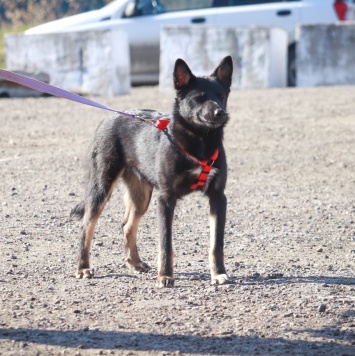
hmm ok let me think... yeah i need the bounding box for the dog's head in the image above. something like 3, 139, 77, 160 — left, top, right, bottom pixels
173, 56, 233, 130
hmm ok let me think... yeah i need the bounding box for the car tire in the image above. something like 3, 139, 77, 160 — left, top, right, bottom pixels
287, 44, 296, 87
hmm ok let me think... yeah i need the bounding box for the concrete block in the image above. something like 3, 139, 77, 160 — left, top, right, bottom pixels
160, 26, 287, 92
5, 30, 130, 96
297, 23, 355, 87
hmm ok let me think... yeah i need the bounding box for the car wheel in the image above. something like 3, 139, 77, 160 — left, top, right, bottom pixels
287, 44, 296, 87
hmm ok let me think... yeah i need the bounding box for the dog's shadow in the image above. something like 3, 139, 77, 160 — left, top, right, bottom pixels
237, 274, 355, 286
94, 273, 139, 280
96, 271, 355, 288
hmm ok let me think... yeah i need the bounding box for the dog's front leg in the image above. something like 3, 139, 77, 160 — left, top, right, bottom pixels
156, 195, 176, 288
209, 191, 230, 284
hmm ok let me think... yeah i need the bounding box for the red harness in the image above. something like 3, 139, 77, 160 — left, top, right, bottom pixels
178, 146, 219, 190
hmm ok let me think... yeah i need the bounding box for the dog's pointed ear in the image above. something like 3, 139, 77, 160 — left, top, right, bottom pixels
212, 56, 233, 89
173, 58, 194, 90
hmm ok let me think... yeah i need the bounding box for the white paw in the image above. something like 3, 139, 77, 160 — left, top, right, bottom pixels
211, 274, 230, 285
76, 268, 94, 279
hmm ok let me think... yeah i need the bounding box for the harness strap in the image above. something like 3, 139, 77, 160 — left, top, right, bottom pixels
178, 145, 219, 190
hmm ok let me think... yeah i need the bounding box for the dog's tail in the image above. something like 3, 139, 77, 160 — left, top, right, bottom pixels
70, 202, 85, 220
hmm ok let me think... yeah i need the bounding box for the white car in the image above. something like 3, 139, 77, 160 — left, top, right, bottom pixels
25, 0, 347, 86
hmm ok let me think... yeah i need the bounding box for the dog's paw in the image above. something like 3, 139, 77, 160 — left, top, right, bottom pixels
76, 268, 94, 279
126, 259, 151, 273
156, 276, 174, 288
211, 274, 230, 285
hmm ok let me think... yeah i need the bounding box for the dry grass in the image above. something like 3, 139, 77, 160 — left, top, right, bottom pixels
0, 24, 34, 68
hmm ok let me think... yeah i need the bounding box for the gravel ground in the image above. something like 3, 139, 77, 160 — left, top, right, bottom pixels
0, 85, 354, 355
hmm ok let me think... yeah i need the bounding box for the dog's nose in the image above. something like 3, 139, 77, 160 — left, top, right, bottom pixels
214, 109, 225, 118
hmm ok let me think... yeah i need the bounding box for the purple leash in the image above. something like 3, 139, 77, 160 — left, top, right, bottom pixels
0, 69, 170, 130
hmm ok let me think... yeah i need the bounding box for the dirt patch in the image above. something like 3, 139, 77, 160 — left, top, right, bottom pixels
0, 85, 354, 355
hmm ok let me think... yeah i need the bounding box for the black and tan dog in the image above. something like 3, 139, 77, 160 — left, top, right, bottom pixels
71, 56, 233, 287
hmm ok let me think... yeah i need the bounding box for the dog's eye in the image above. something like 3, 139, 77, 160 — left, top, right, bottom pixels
195, 92, 207, 102
216, 91, 223, 100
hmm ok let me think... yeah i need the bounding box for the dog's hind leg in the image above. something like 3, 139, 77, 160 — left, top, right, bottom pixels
122, 171, 153, 273
76, 142, 123, 279
76, 179, 120, 279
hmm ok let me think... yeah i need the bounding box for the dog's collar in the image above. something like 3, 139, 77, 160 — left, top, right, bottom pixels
178, 145, 219, 190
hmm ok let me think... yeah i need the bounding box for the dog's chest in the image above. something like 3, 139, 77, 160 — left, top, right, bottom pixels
174, 164, 218, 192
188, 166, 205, 177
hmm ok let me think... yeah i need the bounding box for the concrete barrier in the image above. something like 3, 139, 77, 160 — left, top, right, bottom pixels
297, 23, 355, 87
5, 30, 130, 96
159, 26, 287, 92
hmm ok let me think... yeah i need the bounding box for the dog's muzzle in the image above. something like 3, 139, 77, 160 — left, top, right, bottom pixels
200, 102, 228, 128
210, 107, 227, 127
214, 108, 226, 119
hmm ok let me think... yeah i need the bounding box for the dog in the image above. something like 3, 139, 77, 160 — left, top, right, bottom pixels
71, 56, 233, 287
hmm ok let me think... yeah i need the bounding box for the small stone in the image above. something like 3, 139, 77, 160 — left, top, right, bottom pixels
267, 273, 284, 279
318, 304, 327, 313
